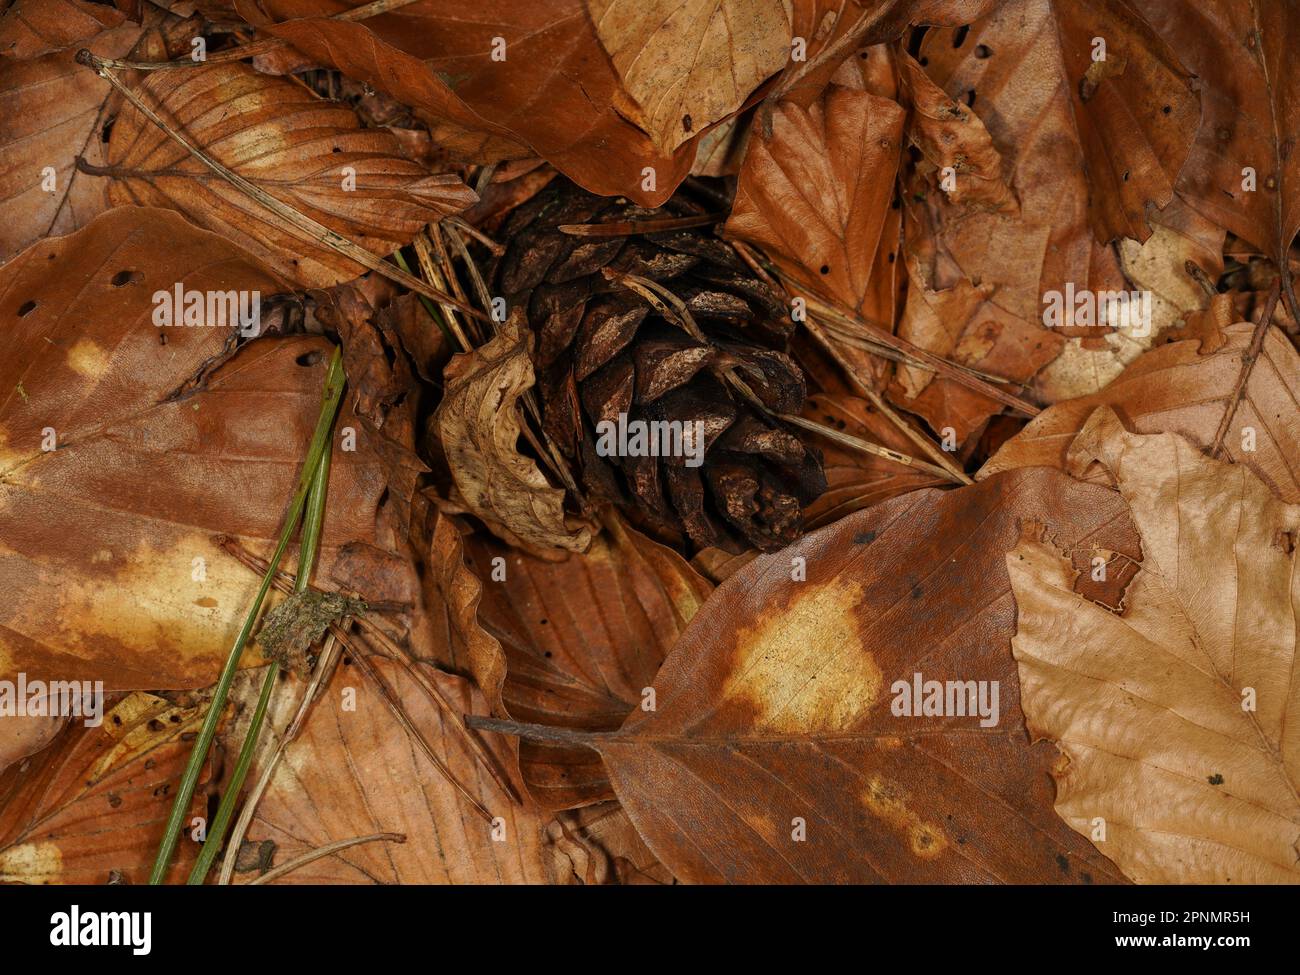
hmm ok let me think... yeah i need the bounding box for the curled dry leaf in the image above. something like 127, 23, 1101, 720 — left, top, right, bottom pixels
240, 657, 550, 884
0, 208, 400, 690
980, 322, 1300, 504
1009, 408, 1300, 883
435, 311, 591, 555
101, 62, 476, 287
545, 801, 674, 884
0, 693, 211, 884
557, 468, 1141, 883
586, 0, 791, 154
0, 0, 125, 60
897, 49, 1014, 213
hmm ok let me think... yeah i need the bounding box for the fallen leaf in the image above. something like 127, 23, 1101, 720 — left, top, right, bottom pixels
0, 23, 139, 261
0, 208, 403, 689
801, 393, 948, 528
0, 0, 125, 60
1133, 0, 1300, 298
726, 83, 903, 322
447, 509, 712, 811
232, 0, 696, 205
545, 468, 1140, 882
1009, 407, 1300, 883
980, 322, 1300, 504
587, 0, 791, 153
240, 658, 550, 883
0, 692, 211, 884
101, 62, 476, 287
435, 310, 591, 554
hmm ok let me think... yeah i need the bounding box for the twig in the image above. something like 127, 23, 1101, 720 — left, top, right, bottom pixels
1210, 279, 1281, 458
779, 414, 964, 484
75, 50, 488, 322
248, 832, 406, 885
558, 213, 722, 236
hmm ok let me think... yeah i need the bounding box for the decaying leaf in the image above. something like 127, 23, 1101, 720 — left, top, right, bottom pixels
541, 468, 1141, 882
0, 0, 125, 60
232, 0, 697, 205
587, 0, 791, 153
240, 657, 550, 884
0, 208, 402, 690
437, 509, 712, 811
101, 62, 475, 287
435, 311, 591, 554
1009, 408, 1300, 883
0, 22, 139, 261
0, 692, 211, 884
981, 322, 1300, 503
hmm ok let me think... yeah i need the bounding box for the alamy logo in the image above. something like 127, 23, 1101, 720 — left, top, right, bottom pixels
152, 284, 261, 337
1041, 283, 1152, 338
0, 673, 103, 728
49, 906, 151, 955
891, 672, 1000, 727
594, 412, 705, 468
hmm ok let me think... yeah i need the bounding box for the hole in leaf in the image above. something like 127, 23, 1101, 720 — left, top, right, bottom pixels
110, 270, 133, 286
17, 300, 36, 317
975, 44, 992, 59
296, 351, 322, 367
819, 264, 830, 275
952, 25, 969, 48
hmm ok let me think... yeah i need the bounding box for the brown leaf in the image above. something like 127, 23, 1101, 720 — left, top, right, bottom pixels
725, 83, 904, 322
544, 801, 674, 884
240, 658, 551, 884
459, 510, 711, 810
1009, 408, 1300, 883
897, 48, 1014, 213
0, 0, 125, 59
435, 311, 591, 554
1133, 0, 1300, 292
587, 0, 791, 153
101, 62, 475, 287
801, 393, 948, 528
569, 468, 1139, 882
0, 692, 211, 884
980, 322, 1300, 504
0, 23, 139, 261
895, 0, 1199, 436
0, 208, 403, 689
232, 0, 696, 205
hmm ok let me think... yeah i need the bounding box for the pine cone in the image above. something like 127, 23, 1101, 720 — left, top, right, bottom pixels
494, 179, 826, 553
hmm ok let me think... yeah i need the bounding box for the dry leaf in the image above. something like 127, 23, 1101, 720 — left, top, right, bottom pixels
0, 692, 211, 884
801, 393, 948, 528
1009, 407, 1300, 883
0, 208, 402, 689
0, 23, 139, 261
587, 0, 791, 153
1133, 0, 1300, 291
435, 311, 591, 555
240, 658, 550, 884
0, 0, 125, 60
980, 322, 1300, 504
725, 83, 903, 323
554, 468, 1140, 882
232, 0, 697, 205
102, 62, 475, 287
448, 510, 712, 811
